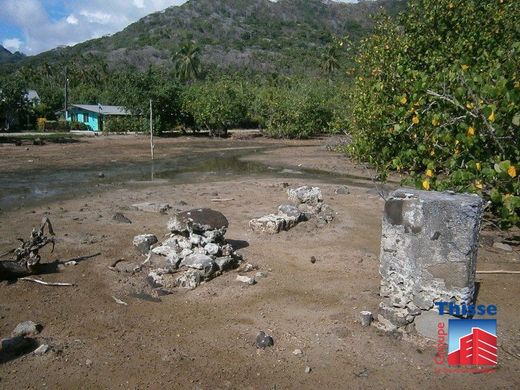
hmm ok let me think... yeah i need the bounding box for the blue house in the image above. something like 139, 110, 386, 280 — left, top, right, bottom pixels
66, 104, 131, 132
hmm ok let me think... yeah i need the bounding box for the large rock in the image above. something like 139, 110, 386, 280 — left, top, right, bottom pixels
181, 253, 215, 275
133, 234, 158, 254
249, 214, 294, 234
175, 269, 203, 289
379, 189, 484, 330
168, 208, 229, 234
287, 186, 323, 205
278, 204, 304, 221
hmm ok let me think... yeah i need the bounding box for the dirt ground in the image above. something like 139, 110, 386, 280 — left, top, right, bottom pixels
0, 135, 519, 389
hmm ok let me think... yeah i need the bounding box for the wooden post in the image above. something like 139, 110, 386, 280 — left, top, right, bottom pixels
149, 99, 154, 160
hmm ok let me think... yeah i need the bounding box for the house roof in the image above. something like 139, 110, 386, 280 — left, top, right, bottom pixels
70, 104, 131, 116
25, 89, 40, 102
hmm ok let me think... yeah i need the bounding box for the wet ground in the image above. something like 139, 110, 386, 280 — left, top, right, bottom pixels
0, 135, 519, 389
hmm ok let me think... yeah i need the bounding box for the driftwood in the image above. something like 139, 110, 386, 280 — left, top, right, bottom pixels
0, 217, 55, 280
477, 270, 520, 275
19, 277, 74, 286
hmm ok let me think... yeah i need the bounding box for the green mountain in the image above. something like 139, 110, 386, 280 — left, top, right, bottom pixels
0, 45, 25, 65
11, 0, 406, 74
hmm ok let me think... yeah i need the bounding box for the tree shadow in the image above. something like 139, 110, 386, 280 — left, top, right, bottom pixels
0, 337, 39, 364
0, 252, 101, 282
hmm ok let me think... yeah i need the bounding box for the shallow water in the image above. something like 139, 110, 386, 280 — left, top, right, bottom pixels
0, 146, 382, 210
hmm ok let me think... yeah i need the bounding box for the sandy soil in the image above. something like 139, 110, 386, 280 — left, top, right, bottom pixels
0, 135, 519, 389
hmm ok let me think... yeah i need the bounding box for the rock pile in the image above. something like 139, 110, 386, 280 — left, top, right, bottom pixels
249, 186, 335, 234
143, 208, 242, 290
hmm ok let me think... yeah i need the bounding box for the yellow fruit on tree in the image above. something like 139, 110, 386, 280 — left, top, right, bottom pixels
467, 127, 475, 136
422, 180, 430, 191
474, 180, 483, 190
461, 64, 469, 71
488, 111, 496, 122
400, 96, 407, 104
508, 165, 517, 178
426, 169, 433, 177
412, 115, 420, 124
476, 162, 481, 171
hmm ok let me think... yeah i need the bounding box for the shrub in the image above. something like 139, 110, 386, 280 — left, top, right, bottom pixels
182, 79, 248, 136
257, 80, 335, 138
104, 116, 146, 133
346, 0, 519, 227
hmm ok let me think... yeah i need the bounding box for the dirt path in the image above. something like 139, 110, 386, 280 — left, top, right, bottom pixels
0, 136, 519, 389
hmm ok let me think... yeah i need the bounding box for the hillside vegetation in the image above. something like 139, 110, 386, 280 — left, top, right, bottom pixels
1, 0, 518, 227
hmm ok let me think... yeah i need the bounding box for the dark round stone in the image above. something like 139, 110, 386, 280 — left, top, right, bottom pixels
168, 208, 229, 233
256, 331, 274, 349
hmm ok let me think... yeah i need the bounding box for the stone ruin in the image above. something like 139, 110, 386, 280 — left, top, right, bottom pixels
377, 189, 484, 335
135, 208, 243, 290
249, 186, 335, 234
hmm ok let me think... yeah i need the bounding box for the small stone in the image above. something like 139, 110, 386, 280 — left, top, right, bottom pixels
34, 344, 49, 355
133, 234, 158, 254
242, 263, 256, 272
98, 172, 105, 178
181, 254, 215, 276
85, 359, 93, 367
176, 269, 202, 289
334, 186, 350, 195
493, 241, 513, 252
292, 349, 303, 356
360, 311, 373, 327
255, 331, 274, 349
214, 256, 236, 271
355, 368, 369, 378
190, 234, 203, 246
255, 271, 268, 279
287, 186, 323, 205
236, 275, 256, 285
278, 204, 303, 220
112, 212, 132, 224
12, 321, 42, 337
204, 243, 220, 256
310, 256, 317, 264
305, 366, 312, 374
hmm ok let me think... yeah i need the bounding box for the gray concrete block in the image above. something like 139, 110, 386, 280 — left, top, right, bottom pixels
379, 189, 483, 329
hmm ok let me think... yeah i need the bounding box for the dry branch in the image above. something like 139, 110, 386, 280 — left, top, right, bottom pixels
0, 217, 55, 280
20, 277, 74, 286
477, 270, 520, 275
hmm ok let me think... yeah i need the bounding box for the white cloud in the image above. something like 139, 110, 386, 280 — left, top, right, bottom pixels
66, 14, 79, 25
79, 10, 114, 25
133, 0, 145, 8
0, 0, 187, 54
2, 37, 22, 52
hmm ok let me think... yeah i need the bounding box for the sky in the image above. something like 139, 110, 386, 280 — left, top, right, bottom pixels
0, 0, 357, 55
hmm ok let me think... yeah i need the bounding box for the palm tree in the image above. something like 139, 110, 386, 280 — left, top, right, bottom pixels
172, 42, 202, 82
320, 43, 340, 75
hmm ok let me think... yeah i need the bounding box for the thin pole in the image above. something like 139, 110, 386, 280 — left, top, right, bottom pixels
149, 99, 154, 160
64, 66, 68, 120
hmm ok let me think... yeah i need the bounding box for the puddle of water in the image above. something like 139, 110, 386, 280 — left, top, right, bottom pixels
0, 146, 384, 210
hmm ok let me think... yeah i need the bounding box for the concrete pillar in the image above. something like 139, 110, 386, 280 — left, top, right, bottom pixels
378, 189, 484, 332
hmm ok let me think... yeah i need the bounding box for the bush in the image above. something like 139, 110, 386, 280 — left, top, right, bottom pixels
42, 120, 79, 131
104, 116, 146, 133
256, 80, 336, 138
346, 0, 520, 227
182, 79, 249, 136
